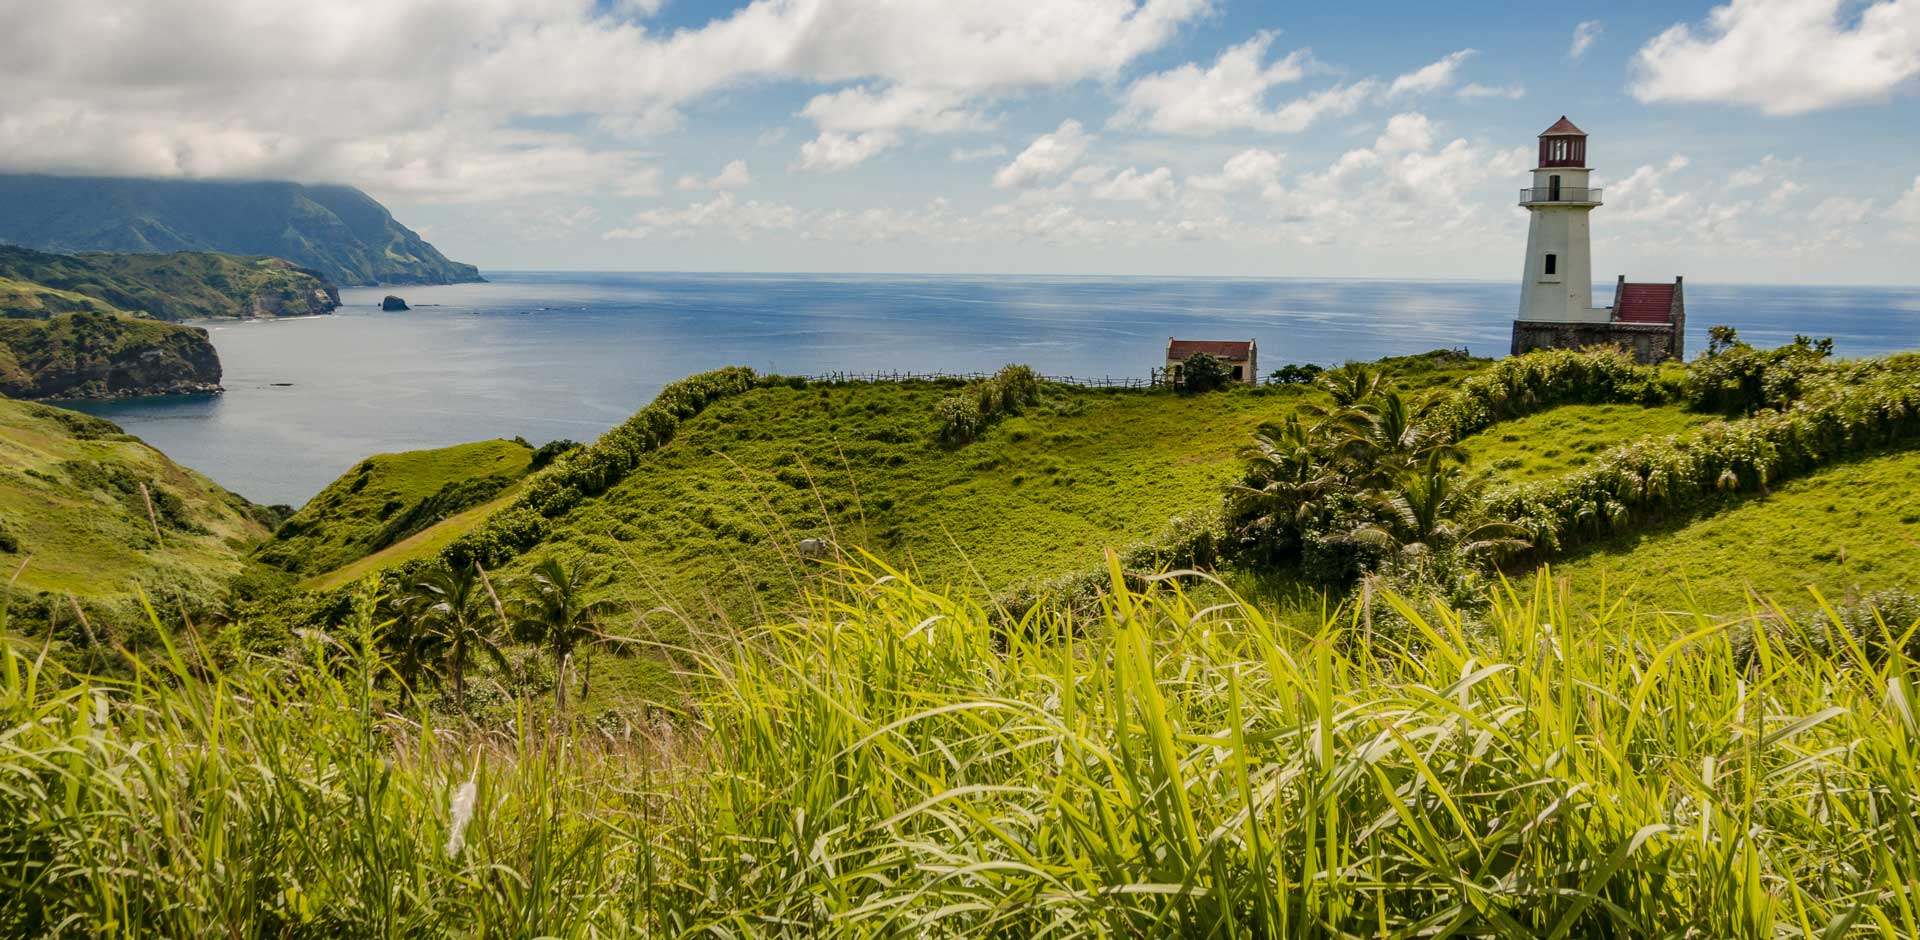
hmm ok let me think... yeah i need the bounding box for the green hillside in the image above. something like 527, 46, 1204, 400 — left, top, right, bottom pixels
0, 174, 481, 287
0, 399, 269, 600
0, 244, 339, 321
0, 311, 221, 399
1553, 448, 1920, 613
255, 439, 536, 576
1463, 402, 1718, 485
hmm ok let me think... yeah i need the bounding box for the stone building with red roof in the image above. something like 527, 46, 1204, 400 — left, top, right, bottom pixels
1165, 337, 1258, 385
1511, 117, 1685, 363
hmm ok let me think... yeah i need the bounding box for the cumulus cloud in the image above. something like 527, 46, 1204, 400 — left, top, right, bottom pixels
796, 131, 903, 171
1110, 32, 1348, 134
1188, 148, 1285, 195
677, 160, 753, 191
1089, 166, 1176, 203
1387, 50, 1475, 97
1570, 20, 1603, 59
993, 120, 1092, 188
0, 0, 1209, 199
1630, 0, 1920, 115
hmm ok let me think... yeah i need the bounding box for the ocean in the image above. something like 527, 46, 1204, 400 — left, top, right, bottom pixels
69, 272, 1920, 506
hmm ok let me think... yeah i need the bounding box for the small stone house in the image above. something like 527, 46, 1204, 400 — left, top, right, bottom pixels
1165, 338, 1258, 385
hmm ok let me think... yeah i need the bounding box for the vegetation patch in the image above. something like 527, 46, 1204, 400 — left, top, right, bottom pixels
0, 244, 339, 321
1461, 403, 1718, 486
1554, 447, 1920, 612
255, 439, 535, 576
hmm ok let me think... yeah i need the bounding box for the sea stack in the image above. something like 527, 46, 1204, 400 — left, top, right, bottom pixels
381, 295, 410, 311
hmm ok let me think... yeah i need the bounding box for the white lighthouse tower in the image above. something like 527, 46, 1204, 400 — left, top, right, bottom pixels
1517, 116, 1608, 323
1510, 116, 1686, 363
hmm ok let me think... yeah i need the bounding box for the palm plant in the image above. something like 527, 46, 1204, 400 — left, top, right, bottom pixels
1342, 453, 1529, 565
1233, 414, 1341, 536
510, 556, 615, 713
410, 561, 506, 713
1326, 389, 1464, 486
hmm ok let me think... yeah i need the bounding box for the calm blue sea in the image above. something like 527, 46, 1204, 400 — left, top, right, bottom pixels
70, 272, 1920, 505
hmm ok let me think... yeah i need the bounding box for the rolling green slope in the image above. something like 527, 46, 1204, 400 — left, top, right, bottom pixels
0, 174, 481, 287
1552, 448, 1920, 613
256, 440, 536, 577
1463, 403, 1720, 486
0, 399, 270, 598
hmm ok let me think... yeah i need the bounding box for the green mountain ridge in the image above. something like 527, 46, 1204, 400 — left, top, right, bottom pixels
0, 245, 340, 321
0, 174, 482, 287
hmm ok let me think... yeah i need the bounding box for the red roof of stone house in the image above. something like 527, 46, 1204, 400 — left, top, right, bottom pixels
1167, 339, 1254, 360
1615, 283, 1676, 323
1540, 116, 1586, 136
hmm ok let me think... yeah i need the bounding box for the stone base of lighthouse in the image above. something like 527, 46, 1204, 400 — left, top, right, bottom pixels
1510, 320, 1683, 364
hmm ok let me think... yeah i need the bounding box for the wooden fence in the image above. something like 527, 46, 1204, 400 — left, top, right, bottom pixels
797, 370, 1166, 389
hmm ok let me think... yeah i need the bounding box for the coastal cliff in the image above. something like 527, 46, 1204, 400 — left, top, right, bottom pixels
0, 174, 482, 287
0, 312, 222, 399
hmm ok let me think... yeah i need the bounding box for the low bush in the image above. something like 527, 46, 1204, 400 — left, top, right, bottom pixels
934, 364, 1042, 444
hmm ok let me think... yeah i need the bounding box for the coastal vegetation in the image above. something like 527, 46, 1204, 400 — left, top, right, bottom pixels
0, 398, 270, 621
0, 174, 482, 286
6, 566, 1917, 936
0, 244, 340, 321
0, 312, 222, 400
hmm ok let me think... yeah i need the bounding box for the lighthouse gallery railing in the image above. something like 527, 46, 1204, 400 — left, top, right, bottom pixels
1519, 187, 1602, 205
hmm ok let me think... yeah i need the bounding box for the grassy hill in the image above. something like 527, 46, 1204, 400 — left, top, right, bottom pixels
299, 354, 1481, 611
256, 439, 536, 577
0, 174, 482, 287
1552, 447, 1920, 613
1463, 402, 1718, 486
0, 399, 270, 601
0, 244, 339, 321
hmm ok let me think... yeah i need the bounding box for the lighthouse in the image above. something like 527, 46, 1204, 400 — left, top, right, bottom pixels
1510, 117, 1685, 363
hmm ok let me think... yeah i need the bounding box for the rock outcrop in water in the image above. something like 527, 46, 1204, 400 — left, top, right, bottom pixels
0, 311, 222, 399
381, 295, 410, 311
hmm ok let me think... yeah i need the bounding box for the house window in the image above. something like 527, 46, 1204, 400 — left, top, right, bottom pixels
1232, 365, 1244, 381
1544, 253, 1557, 275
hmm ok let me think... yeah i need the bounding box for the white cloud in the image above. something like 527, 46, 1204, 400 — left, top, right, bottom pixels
1387, 50, 1475, 98
1570, 20, 1603, 59
1188, 148, 1285, 194
799, 84, 993, 133
950, 143, 1010, 163
796, 130, 903, 171
677, 159, 753, 191
993, 119, 1092, 188
1808, 195, 1874, 227
1630, 0, 1920, 115
0, 0, 1210, 200
1457, 83, 1525, 101
1893, 176, 1920, 227
604, 193, 799, 240
1111, 32, 1344, 135
1090, 166, 1176, 203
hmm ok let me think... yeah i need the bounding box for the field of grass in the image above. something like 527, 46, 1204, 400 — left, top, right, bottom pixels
256, 439, 533, 577
8, 567, 1916, 937
1554, 447, 1920, 613
1462, 403, 1719, 486
0, 399, 267, 598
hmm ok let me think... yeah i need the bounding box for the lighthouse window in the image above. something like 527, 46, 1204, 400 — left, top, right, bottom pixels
1544, 253, 1558, 275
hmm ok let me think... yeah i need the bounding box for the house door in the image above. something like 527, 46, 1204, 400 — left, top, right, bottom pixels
1231, 365, 1244, 382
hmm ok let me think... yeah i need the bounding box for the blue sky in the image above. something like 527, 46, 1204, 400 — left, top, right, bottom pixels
5, 0, 1920, 282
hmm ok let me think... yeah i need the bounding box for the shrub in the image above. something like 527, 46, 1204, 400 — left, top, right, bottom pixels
1179, 352, 1232, 392
1267, 362, 1324, 385
528, 438, 581, 472
933, 364, 1043, 446
1681, 335, 1833, 415
1428, 346, 1674, 441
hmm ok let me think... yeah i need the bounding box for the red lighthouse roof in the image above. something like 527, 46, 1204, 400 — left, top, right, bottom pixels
1540, 116, 1586, 136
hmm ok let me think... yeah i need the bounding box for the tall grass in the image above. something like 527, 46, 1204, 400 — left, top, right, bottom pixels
5, 562, 1918, 937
